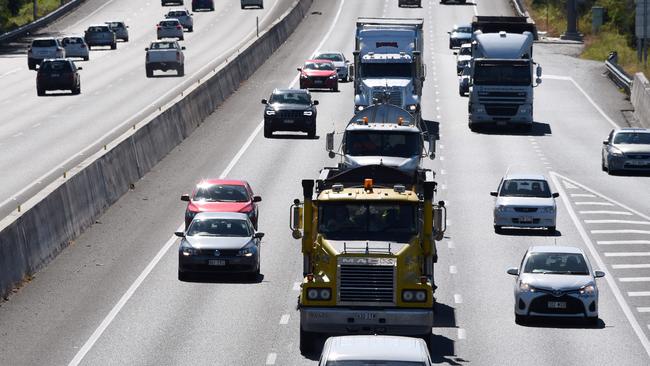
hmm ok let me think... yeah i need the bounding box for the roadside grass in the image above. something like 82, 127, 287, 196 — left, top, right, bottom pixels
1, 0, 64, 32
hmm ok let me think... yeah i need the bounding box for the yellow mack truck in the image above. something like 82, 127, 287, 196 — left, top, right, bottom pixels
289, 165, 446, 353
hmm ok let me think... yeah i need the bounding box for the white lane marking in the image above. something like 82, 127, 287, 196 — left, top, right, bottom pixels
449, 265, 457, 274
571, 193, 596, 198
598, 240, 650, 245
543, 75, 618, 128
279, 314, 290, 325
606, 252, 650, 257
440, 169, 446, 175
638, 308, 650, 313
0, 68, 21, 78
293, 282, 301, 291
592, 230, 650, 235
458, 328, 467, 340
67, 2, 347, 364
550, 172, 650, 358
266, 353, 277, 365
612, 264, 650, 269
575, 202, 614, 206
447, 241, 455, 249
629, 292, 650, 297
620, 277, 650, 282
454, 294, 463, 304
580, 211, 633, 216
585, 220, 650, 225
563, 181, 579, 189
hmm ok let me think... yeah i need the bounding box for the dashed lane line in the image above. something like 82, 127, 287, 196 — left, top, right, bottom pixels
612, 264, 650, 269
279, 314, 290, 325
629, 292, 650, 297
581, 211, 633, 216
571, 193, 596, 198
599, 240, 650, 245
638, 308, 650, 313
449, 265, 457, 274
585, 220, 650, 225
454, 294, 463, 304
592, 230, 650, 235
457, 328, 467, 340
606, 252, 650, 257
575, 202, 615, 206
619, 277, 650, 282
266, 353, 277, 365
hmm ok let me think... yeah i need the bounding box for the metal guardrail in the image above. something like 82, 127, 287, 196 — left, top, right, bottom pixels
605, 51, 633, 95
0, 0, 83, 44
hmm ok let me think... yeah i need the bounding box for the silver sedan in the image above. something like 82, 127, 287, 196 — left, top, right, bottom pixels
507, 246, 605, 325
602, 128, 650, 174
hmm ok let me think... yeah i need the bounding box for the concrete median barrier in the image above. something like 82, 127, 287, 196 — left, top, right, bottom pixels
632, 73, 650, 129
0, 0, 314, 300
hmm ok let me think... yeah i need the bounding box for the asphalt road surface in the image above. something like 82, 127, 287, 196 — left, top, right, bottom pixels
1, 0, 650, 365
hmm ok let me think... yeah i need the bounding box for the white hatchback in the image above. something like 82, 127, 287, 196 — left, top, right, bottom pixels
61, 36, 89, 61
319, 335, 432, 365
491, 173, 558, 233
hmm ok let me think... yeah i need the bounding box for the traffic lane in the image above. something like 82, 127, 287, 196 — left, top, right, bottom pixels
0, 1, 351, 365
0, 0, 291, 203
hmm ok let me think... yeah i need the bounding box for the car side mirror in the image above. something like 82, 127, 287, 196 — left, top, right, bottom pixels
253, 196, 262, 203
552, 192, 559, 198
594, 270, 606, 278
181, 194, 190, 202
490, 191, 498, 197
447, 31, 451, 34
261, 99, 267, 104
453, 51, 458, 55
313, 100, 319, 105
144, 48, 149, 51
507, 267, 519, 276
77, 67, 83, 70
297, 67, 302, 72
181, 46, 186, 50
174, 231, 185, 237
602, 140, 609, 145
254, 232, 265, 239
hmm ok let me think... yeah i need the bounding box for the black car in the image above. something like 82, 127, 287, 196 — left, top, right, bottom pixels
192, 0, 214, 11
398, 0, 421, 7
36, 59, 82, 96
262, 89, 318, 138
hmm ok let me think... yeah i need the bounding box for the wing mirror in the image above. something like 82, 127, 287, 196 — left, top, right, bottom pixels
594, 270, 606, 278
313, 100, 319, 105
77, 67, 83, 70
506, 267, 519, 276
144, 47, 149, 51
254, 232, 265, 239
261, 98, 268, 104
552, 192, 559, 198
181, 194, 190, 202
253, 196, 262, 203
536, 65, 543, 78
181, 46, 186, 50
326, 132, 335, 158
174, 231, 185, 237
428, 135, 436, 159
602, 139, 609, 145
490, 191, 498, 197
296, 67, 302, 72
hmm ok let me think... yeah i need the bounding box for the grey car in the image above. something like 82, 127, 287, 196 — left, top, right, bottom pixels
602, 128, 650, 174
176, 212, 264, 280
84, 24, 116, 49
448, 23, 472, 49
106, 21, 129, 42
165, 9, 194, 32
157, 19, 184, 40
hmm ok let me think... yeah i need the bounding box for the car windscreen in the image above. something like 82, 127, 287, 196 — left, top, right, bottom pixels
269, 92, 311, 105
345, 131, 421, 158
360, 63, 411, 78
32, 39, 57, 47
455, 26, 472, 33
524, 252, 589, 275
498, 179, 551, 198
326, 360, 426, 366
318, 202, 417, 242
193, 184, 250, 202
41, 61, 72, 72
187, 218, 252, 237
613, 132, 650, 144
150, 42, 177, 49
304, 62, 334, 71
473, 61, 531, 86
316, 53, 343, 62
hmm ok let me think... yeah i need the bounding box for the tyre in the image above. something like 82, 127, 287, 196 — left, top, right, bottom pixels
299, 327, 317, 355
192, 6, 196, 11
178, 270, 191, 281
515, 314, 527, 325
124, 37, 129, 42
28, 60, 36, 70
188, 26, 193, 32
179, 36, 184, 41
83, 56, 89, 61
468, 121, 477, 132
601, 157, 607, 172
72, 85, 81, 95
494, 225, 502, 233
37, 87, 45, 96
264, 124, 272, 138
299, 81, 306, 89
178, 65, 185, 76
210, 6, 215, 11
111, 43, 116, 50
332, 85, 338, 92
146, 67, 153, 77
307, 126, 316, 139
547, 226, 556, 234
449, 40, 453, 49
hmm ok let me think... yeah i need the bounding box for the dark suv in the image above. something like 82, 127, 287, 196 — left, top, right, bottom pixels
262, 89, 318, 138
192, 0, 214, 11
36, 59, 82, 96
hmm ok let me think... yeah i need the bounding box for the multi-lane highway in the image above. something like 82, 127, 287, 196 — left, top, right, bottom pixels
1, 0, 650, 365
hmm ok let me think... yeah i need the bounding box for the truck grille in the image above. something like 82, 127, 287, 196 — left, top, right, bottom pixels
372, 89, 403, 107
485, 105, 518, 116
514, 207, 538, 213
478, 91, 527, 104
338, 259, 395, 305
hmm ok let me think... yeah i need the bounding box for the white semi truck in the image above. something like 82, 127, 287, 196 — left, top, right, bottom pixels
353, 17, 426, 122
467, 16, 542, 131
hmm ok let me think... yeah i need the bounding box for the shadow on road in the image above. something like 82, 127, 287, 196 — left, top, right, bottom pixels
471, 121, 552, 136
518, 316, 606, 329
268, 133, 319, 140
179, 272, 265, 284
496, 227, 562, 237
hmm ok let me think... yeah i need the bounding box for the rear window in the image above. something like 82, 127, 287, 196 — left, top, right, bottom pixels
107, 22, 124, 28
87, 26, 109, 32
193, 184, 250, 202
168, 11, 187, 16
150, 42, 178, 50
32, 39, 57, 47
161, 20, 179, 26
316, 53, 343, 62
62, 37, 83, 45
41, 61, 72, 72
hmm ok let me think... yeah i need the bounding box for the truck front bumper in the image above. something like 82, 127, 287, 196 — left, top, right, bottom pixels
300, 307, 433, 336
468, 103, 533, 125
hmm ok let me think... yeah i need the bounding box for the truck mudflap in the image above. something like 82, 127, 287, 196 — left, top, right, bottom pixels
300, 307, 433, 336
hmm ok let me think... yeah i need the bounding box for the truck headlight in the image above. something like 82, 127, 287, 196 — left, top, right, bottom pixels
265, 110, 276, 116
355, 105, 365, 112
303, 111, 313, 116
519, 106, 530, 114
474, 105, 485, 113
402, 290, 427, 302
579, 284, 596, 296
306, 288, 331, 300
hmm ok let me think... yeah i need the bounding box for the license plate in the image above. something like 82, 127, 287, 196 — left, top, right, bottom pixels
284, 119, 294, 124
314, 80, 323, 84
627, 160, 649, 166
51, 74, 60, 77
548, 301, 566, 309
208, 259, 226, 266
520, 216, 533, 223
496, 121, 507, 126
353, 312, 377, 320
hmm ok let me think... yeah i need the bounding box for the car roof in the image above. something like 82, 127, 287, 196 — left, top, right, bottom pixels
89, 24, 110, 27
324, 335, 427, 362
306, 59, 333, 64
528, 246, 585, 255
193, 212, 250, 220
503, 173, 547, 181
272, 88, 309, 94
196, 179, 248, 187
615, 128, 650, 133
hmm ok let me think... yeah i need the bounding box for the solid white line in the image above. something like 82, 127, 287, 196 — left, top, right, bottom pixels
67, 1, 348, 364
605, 252, 650, 257
279, 314, 290, 325
620, 277, 650, 282
629, 292, 650, 297
550, 172, 650, 359
458, 328, 467, 340
575, 202, 614, 206
543, 75, 618, 128
0, 68, 21, 78
598, 240, 650, 245
449, 265, 457, 274
585, 220, 650, 225
638, 308, 650, 313
592, 230, 650, 235
454, 294, 463, 304
571, 193, 595, 198
612, 264, 650, 269
580, 211, 633, 216
266, 353, 277, 365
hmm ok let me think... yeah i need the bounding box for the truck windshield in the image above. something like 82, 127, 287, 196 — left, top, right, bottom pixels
473, 62, 531, 86
345, 131, 421, 158
318, 202, 417, 242
360, 63, 411, 78
326, 362, 426, 366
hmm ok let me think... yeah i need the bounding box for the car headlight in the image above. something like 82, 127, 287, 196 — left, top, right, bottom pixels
402, 290, 427, 302
329, 74, 337, 79
306, 287, 331, 300
303, 111, 313, 116
407, 104, 417, 112
609, 147, 624, 157
580, 284, 596, 296
519, 281, 536, 292
180, 241, 199, 256
265, 110, 276, 116
237, 241, 257, 257
540, 206, 555, 213
300, 74, 308, 79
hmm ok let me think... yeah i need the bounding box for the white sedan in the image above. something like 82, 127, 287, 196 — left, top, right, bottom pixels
491, 173, 558, 233
61, 36, 89, 61
507, 246, 605, 325
319, 335, 432, 365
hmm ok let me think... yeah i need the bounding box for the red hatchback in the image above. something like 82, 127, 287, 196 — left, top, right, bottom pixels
298, 59, 338, 91
181, 179, 261, 229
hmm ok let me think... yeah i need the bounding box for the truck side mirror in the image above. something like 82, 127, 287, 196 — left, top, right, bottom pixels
326, 132, 334, 153
428, 136, 435, 159
536, 65, 543, 78
290, 200, 303, 239
536, 78, 542, 86
433, 202, 447, 241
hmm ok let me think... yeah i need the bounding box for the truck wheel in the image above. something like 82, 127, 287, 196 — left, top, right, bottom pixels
37, 87, 45, 96
494, 225, 502, 233
146, 67, 153, 78
299, 327, 317, 355
178, 65, 185, 76
547, 226, 556, 234
264, 124, 272, 138
111, 43, 116, 50
307, 126, 316, 139
515, 314, 527, 325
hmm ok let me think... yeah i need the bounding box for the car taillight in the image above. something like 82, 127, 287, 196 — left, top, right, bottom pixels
176, 52, 181, 61
80, 44, 86, 48
176, 25, 182, 30
156, 25, 161, 30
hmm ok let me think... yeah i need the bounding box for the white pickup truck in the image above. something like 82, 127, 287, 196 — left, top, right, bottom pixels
145, 40, 185, 77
